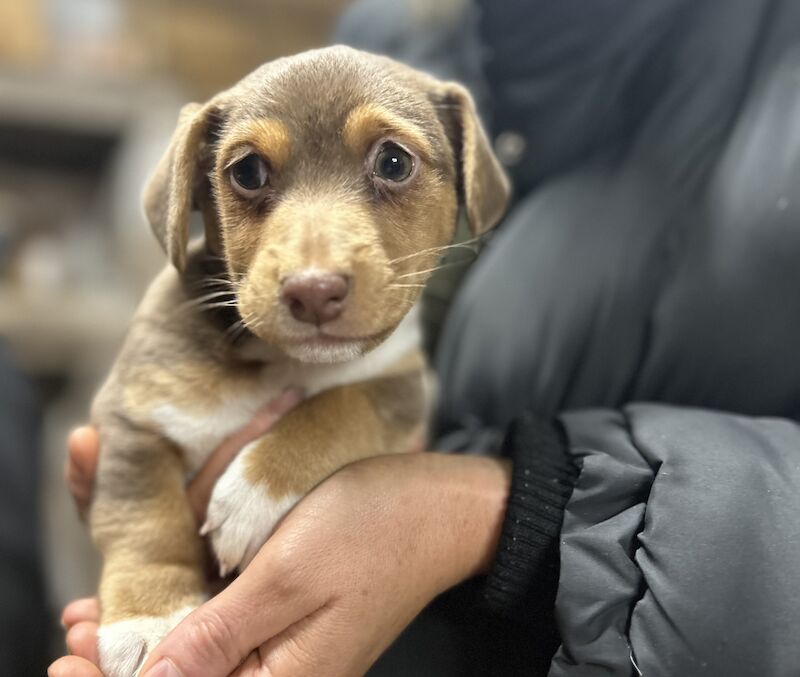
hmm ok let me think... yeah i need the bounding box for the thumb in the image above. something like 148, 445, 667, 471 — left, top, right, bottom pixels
65, 426, 99, 519
139, 553, 319, 677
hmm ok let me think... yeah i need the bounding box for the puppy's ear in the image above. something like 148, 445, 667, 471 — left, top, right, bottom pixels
435, 83, 511, 235
142, 101, 223, 271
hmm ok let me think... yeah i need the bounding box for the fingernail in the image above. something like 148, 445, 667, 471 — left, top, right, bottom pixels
282, 387, 305, 406
144, 658, 181, 677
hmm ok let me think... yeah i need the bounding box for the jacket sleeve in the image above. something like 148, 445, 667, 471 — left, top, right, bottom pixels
486, 404, 800, 677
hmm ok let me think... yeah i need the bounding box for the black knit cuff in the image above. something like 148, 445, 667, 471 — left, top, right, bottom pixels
483, 413, 580, 621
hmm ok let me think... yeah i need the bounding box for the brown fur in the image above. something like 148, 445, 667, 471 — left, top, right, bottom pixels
243, 371, 427, 499
90, 45, 510, 639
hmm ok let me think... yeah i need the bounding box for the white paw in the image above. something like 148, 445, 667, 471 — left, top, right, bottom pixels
97, 605, 196, 677
203, 444, 300, 576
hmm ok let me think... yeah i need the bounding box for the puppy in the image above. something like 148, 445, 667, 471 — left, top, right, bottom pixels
89, 45, 510, 676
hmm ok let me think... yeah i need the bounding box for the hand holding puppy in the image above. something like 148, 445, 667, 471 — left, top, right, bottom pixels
51, 416, 510, 677
139, 452, 510, 677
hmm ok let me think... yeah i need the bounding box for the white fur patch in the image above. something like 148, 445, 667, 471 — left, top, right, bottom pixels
97, 605, 197, 677
150, 392, 272, 474
149, 305, 422, 475
203, 448, 300, 576
301, 304, 422, 396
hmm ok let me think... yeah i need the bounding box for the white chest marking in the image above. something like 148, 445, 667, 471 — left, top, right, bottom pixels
149, 306, 422, 474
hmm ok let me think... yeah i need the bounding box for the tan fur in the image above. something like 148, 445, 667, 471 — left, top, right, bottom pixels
122, 351, 272, 418
91, 421, 205, 623
220, 119, 293, 172
89, 46, 510, 648
442, 85, 511, 235
342, 103, 434, 159
243, 372, 426, 499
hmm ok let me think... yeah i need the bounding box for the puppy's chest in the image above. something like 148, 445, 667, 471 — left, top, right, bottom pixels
142, 308, 423, 474
145, 352, 415, 474
147, 362, 291, 474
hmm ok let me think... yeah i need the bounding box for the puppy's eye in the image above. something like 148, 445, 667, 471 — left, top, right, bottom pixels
373, 143, 413, 182
230, 154, 268, 195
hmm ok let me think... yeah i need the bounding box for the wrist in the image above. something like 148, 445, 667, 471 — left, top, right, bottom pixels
428, 453, 511, 589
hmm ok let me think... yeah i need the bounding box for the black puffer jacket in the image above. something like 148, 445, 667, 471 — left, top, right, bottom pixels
340, 1, 800, 675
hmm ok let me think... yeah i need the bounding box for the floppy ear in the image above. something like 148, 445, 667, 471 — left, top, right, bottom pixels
142, 101, 222, 271
436, 83, 511, 235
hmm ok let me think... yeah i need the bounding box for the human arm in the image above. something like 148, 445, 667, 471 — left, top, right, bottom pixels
483, 404, 800, 676
49, 383, 511, 677
52, 443, 510, 677
135, 451, 510, 677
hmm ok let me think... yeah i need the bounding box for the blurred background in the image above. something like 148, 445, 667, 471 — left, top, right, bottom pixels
5, 0, 799, 674
0, 0, 352, 670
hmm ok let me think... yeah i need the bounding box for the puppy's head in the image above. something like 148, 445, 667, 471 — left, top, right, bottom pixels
144, 46, 510, 363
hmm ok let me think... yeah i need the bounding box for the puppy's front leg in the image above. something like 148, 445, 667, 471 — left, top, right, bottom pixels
91, 421, 206, 677
205, 379, 418, 575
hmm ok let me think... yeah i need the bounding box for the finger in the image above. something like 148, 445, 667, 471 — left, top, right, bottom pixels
139, 549, 322, 677
48, 656, 104, 677
68, 427, 99, 479
187, 388, 304, 524
407, 431, 426, 454
61, 598, 100, 629
66, 621, 100, 664
256, 603, 375, 677
65, 427, 100, 517
229, 651, 261, 676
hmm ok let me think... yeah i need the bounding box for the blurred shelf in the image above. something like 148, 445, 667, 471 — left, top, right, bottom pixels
0, 286, 133, 374
0, 70, 140, 134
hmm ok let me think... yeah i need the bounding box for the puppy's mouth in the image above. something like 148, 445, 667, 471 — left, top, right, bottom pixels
281, 334, 367, 363
285, 322, 393, 344
287, 332, 364, 347
278, 326, 394, 363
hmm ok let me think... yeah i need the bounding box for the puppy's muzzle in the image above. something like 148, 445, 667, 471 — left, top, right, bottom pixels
281, 270, 351, 326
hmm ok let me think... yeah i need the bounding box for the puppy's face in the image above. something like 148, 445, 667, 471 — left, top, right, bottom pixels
144, 47, 509, 363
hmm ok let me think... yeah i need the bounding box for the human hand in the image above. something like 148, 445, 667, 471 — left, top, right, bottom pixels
136, 451, 510, 677
48, 388, 304, 677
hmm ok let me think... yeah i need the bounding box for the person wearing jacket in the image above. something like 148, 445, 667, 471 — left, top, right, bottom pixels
50, 0, 800, 676
435, 1, 800, 674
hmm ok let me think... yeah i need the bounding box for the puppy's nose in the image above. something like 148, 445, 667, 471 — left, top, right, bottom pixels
281, 272, 350, 325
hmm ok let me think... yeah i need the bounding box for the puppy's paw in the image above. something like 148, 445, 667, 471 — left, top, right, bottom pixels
97, 606, 196, 677
203, 445, 299, 576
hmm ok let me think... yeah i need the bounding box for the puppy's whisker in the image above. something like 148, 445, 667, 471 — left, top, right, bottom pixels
223, 314, 255, 344
197, 301, 240, 311
394, 259, 470, 279
387, 283, 426, 289
388, 238, 481, 265
190, 283, 236, 294
176, 290, 238, 315
193, 277, 240, 288
192, 289, 237, 301
201, 254, 232, 264
224, 318, 245, 336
